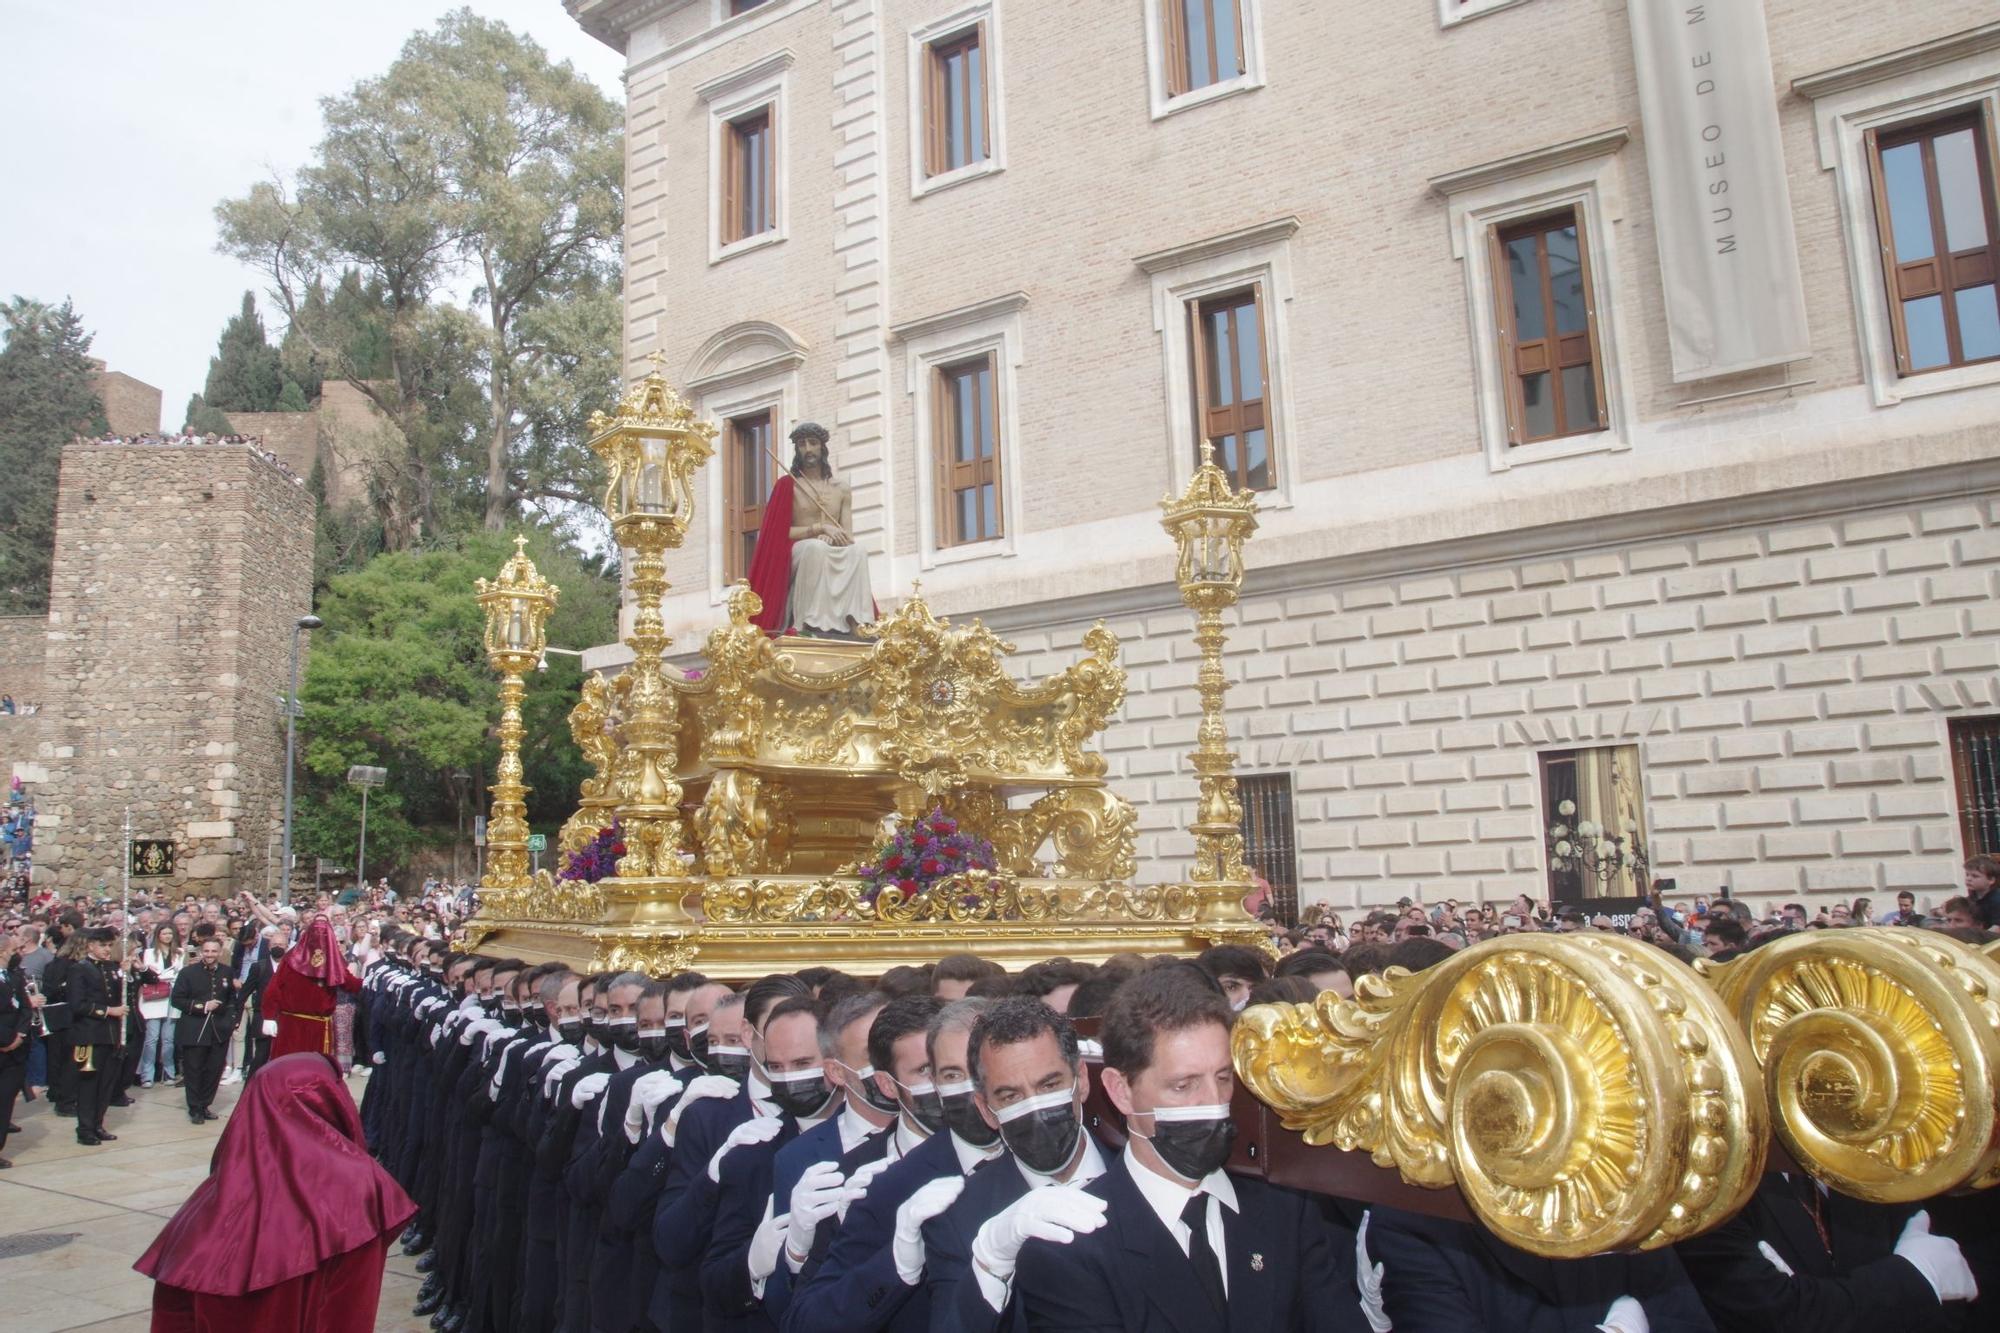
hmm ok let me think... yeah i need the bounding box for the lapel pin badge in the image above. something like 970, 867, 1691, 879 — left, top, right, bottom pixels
1250, 1253, 1265, 1272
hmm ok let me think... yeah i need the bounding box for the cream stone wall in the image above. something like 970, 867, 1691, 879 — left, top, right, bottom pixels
569, 0, 2000, 914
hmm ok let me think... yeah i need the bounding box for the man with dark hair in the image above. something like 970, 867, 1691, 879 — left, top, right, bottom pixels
1965, 855, 2000, 929
1273, 947, 1345, 995
1704, 916, 1751, 960
934, 953, 1005, 1000
1385, 938, 1453, 975
1018, 966, 1369, 1332
1193, 945, 1270, 1011
1064, 972, 1124, 1020
66, 927, 125, 1146
1018, 960, 1094, 1014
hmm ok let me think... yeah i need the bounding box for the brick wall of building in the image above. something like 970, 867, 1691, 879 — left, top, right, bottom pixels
31, 443, 315, 896
88, 366, 162, 437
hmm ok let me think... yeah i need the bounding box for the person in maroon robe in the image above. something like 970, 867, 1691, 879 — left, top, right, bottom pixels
261, 917, 359, 1060
135, 1052, 415, 1332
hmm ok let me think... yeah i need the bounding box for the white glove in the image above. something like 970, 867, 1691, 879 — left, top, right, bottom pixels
748, 1207, 789, 1289
543, 1042, 581, 1065
1356, 1211, 1391, 1333
571, 1071, 612, 1109
665, 1073, 740, 1145
1596, 1295, 1649, 1333
261, 1019, 277, 1036
784, 1160, 847, 1268
624, 1071, 685, 1144
710, 1113, 785, 1181
1757, 1241, 1796, 1277
543, 1057, 581, 1094
839, 1156, 892, 1220
893, 1175, 966, 1285
459, 1017, 491, 1046
970, 1185, 1108, 1283
1895, 1210, 1979, 1303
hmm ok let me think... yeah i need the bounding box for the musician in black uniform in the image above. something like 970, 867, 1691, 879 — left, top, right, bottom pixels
42, 917, 81, 1116
1, 928, 36, 1168
170, 935, 237, 1123
65, 927, 127, 1146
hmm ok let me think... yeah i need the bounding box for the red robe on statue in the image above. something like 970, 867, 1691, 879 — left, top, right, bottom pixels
135, 1053, 416, 1333
264, 918, 360, 1059
746, 475, 796, 635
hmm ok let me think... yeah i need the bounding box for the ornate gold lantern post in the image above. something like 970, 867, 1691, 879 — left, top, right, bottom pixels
1161, 441, 1259, 916
476, 536, 559, 896
587, 359, 716, 910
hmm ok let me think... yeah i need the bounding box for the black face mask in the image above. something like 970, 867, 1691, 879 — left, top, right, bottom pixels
500, 1002, 521, 1025
994, 1088, 1082, 1175
937, 1079, 1000, 1148
767, 1069, 835, 1120
637, 1028, 672, 1062
900, 1080, 947, 1136
557, 1019, 585, 1045
604, 1017, 640, 1052
687, 1023, 713, 1071
581, 1014, 602, 1044
1135, 1104, 1237, 1182
481, 995, 501, 1015
666, 1018, 692, 1064
525, 1007, 548, 1031
709, 1043, 751, 1082
846, 1064, 901, 1117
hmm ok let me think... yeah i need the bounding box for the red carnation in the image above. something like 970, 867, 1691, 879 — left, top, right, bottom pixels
898, 879, 917, 895
920, 858, 941, 876
884, 854, 903, 872
611, 842, 626, 855
935, 817, 957, 835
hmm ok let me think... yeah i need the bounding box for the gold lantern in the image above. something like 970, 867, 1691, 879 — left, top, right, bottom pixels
1160, 440, 1259, 897
476, 535, 559, 892
586, 355, 717, 886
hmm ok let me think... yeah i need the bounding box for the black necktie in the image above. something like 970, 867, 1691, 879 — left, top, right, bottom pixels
1181, 1193, 1226, 1317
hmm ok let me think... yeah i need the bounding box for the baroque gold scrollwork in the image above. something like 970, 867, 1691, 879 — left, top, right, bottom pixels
1234, 932, 1766, 1258
1702, 927, 2000, 1200
696, 771, 793, 877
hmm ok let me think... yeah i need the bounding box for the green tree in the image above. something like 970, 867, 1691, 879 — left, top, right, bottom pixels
183, 393, 232, 435
293, 529, 617, 874
0, 298, 107, 613
202, 291, 284, 412
215, 9, 622, 545
277, 379, 309, 412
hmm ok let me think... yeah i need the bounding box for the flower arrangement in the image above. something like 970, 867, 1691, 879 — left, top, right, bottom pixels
856, 809, 997, 906
559, 822, 625, 883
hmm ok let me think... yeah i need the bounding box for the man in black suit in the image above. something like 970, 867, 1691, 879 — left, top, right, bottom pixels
1016, 965, 1371, 1332
239, 926, 286, 1079
65, 927, 126, 1146
1675, 1171, 1980, 1331
169, 935, 236, 1123
0, 928, 35, 1168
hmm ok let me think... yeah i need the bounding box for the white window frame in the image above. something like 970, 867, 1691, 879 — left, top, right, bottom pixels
1431, 128, 1636, 474
1142, 0, 1266, 122
1798, 30, 2000, 407
890, 292, 1027, 569
701, 49, 794, 265
907, 2, 1006, 199
1136, 217, 1300, 508
693, 362, 802, 605
1438, 0, 1535, 30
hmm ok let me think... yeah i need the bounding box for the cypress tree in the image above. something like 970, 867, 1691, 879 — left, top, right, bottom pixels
202, 291, 284, 411
0, 298, 108, 613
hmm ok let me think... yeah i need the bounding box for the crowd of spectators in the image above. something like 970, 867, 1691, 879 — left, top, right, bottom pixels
88, 430, 305, 485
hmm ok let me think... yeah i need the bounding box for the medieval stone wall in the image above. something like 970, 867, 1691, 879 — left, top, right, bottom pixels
32, 443, 314, 897
0, 615, 47, 787
87, 364, 162, 437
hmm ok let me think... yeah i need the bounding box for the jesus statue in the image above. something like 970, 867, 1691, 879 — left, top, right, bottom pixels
745, 421, 877, 637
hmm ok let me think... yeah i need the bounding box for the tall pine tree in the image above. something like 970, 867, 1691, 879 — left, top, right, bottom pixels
0, 298, 108, 614
202, 292, 284, 412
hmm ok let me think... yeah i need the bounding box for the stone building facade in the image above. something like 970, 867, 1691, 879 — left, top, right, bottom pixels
0, 615, 47, 789
567, 0, 2000, 918
229, 378, 391, 509
28, 443, 315, 897
86, 360, 162, 438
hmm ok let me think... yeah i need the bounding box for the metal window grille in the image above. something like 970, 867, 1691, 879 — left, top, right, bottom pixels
1949, 717, 2000, 856
1238, 772, 1298, 925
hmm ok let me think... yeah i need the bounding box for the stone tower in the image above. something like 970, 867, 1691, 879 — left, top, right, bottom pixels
32, 441, 314, 897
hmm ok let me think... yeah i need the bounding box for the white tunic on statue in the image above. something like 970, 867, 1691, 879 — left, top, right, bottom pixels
786, 537, 874, 634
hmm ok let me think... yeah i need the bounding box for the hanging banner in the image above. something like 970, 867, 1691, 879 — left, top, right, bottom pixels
1628, 0, 1810, 380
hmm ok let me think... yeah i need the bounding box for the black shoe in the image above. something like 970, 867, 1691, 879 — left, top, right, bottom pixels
404, 1231, 432, 1257
76, 1132, 101, 1147
191, 1112, 206, 1125
110, 1096, 135, 1108
94, 1129, 117, 1142
399, 1223, 419, 1248
413, 1276, 444, 1318
202, 1109, 219, 1121
415, 1250, 438, 1274
6, 1123, 19, 1133
437, 1308, 466, 1333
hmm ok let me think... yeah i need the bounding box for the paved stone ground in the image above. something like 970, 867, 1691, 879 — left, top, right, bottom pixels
0, 1070, 429, 1331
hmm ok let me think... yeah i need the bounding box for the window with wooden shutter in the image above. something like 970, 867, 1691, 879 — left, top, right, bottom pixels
1189, 287, 1273, 492
723, 411, 775, 583
723, 108, 774, 245
1867, 111, 2000, 376
925, 27, 990, 177
1492, 209, 1607, 446
934, 354, 1003, 546
1164, 0, 1245, 98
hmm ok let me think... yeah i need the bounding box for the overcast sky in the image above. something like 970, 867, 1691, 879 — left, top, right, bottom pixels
0, 1, 625, 423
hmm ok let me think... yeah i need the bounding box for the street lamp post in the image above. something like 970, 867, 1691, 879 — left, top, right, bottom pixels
347, 765, 387, 893
1160, 440, 1260, 912
476, 536, 559, 896
278, 613, 323, 905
